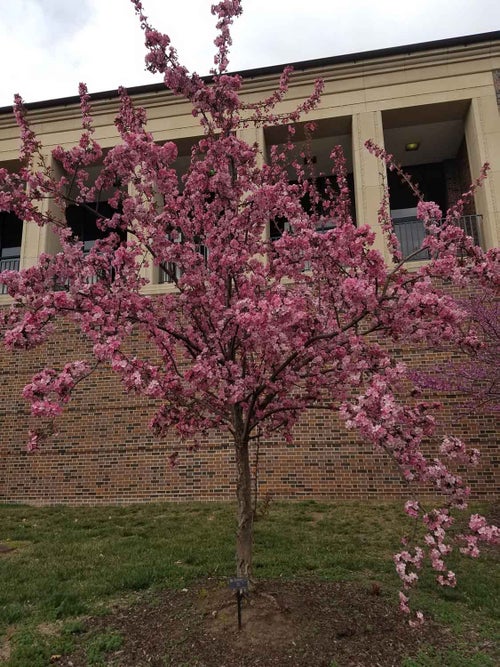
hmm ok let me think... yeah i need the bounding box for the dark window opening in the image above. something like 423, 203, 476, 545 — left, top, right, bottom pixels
388, 163, 447, 260
271, 173, 356, 241
0, 211, 23, 260
270, 217, 290, 242
159, 233, 209, 284
64, 202, 124, 285
387, 161, 484, 259
0, 211, 23, 294
388, 162, 447, 213
65, 201, 120, 253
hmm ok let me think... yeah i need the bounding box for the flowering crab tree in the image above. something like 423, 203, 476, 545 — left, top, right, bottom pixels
0, 0, 498, 621
411, 293, 499, 413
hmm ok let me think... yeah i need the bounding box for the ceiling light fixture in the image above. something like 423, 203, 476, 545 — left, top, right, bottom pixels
405, 141, 420, 151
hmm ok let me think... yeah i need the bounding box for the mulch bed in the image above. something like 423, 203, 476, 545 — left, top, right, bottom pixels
57, 579, 454, 666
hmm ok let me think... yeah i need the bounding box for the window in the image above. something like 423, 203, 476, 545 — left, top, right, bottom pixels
64, 201, 125, 285
0, 212, 23, 294
159, 233, 209, 284
65, 201, 117, 253
159, 229, 183, 284
270, 174, 355, 242
391, 207, 429, 260
386, 161, 485, 259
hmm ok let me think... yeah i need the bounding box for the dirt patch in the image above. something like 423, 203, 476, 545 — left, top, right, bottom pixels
0, 543, 16, 554
57, 579, 455, 666
0, 626, 15, 663
308, 511, 326, 525
37, 621, 63, 637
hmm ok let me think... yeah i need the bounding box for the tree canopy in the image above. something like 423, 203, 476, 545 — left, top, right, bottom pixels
0, 0, 498, 623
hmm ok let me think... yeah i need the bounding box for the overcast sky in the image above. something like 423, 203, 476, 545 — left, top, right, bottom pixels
1, 0, 499, 108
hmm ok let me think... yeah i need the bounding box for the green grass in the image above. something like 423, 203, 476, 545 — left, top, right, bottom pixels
6, 627, 74, 667
86, 631, 123, 666
403, 647, 497, 666
0, 500, 497, 665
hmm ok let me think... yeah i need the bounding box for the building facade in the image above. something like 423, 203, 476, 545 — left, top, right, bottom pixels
1, 33, 499, 504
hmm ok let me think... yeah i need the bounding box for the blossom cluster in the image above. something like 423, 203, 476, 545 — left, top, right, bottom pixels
22, 361, 92, 426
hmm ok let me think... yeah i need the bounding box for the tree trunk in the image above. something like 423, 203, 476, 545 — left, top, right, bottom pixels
233, 408, 254, 579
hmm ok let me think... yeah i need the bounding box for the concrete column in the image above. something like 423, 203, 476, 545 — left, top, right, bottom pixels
236, 125, 268, 240
464, 96, 500, 250
351, 111, 389, 262
128, 178, 158, 288
236, 125, 266, 167
20, 152, 63, 269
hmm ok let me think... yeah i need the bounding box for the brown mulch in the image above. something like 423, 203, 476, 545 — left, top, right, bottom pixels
57, 580, 455, 667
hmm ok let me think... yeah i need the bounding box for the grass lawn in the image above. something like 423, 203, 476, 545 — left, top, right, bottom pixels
0, 500, 498, 666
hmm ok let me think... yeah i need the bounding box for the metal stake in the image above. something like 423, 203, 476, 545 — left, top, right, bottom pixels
228, 577, 248, 631
236, 589, 242, 630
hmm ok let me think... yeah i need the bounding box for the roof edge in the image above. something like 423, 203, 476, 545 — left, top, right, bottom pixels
1, 30, 499, 115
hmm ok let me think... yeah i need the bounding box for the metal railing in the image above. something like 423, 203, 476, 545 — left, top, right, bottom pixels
159, 261, 183, 284
159, 244, 209, 284
456, 214, 482, 246
0, 215, 486, 294
0, 257, 20, 294
393, 214, 483, 260
0, 257, 106, 294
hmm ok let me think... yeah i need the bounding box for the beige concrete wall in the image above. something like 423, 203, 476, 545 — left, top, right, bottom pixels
465, 96, 500, 249
352, 110, 389, 261
1, 36, 499, 295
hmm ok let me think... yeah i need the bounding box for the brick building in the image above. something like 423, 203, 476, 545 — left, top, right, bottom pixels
0, 32, 499, 504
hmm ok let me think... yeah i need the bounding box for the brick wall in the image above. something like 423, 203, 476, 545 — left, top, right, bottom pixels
0, 317, 498, 506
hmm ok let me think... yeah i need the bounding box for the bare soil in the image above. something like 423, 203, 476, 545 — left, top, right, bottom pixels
57, 580, 455, 667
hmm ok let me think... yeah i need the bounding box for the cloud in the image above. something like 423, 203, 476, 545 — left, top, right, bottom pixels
1, 0, 499, 107
34, 0, 93, 40
1, 0, 93, 46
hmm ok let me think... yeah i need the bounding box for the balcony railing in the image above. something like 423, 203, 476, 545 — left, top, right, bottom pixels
159, 244, 209, 284
159, 261, 183, 284
456, 214, 482, 246
0, 214, 486, 294
392, 212, 483, 260
0, 257, 20, 294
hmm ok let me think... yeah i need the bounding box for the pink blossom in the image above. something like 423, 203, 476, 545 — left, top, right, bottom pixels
26, 430, 40, 453
399, 591, 410, 614
404, 500, 420, 518
409, 611, 425, 628
437, 571, 457, 587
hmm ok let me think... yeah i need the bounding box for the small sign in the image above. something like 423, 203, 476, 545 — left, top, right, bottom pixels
228, 577, 249, 591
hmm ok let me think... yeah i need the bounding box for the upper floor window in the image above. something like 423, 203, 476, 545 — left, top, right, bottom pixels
65, 201, 118, 252
387, 160, 482, 259
265, 117, 355, 242
0, 211, 23, 294
270, 174, 356, 241
382, 101, 482, 259
158, 232, 209, 284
